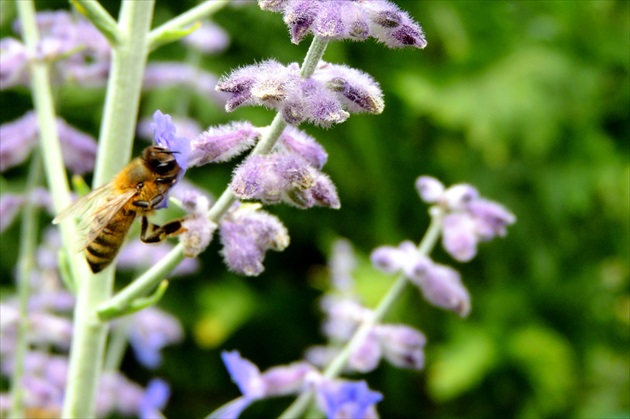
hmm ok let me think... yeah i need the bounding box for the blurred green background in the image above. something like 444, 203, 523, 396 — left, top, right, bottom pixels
1, 1, 628, 418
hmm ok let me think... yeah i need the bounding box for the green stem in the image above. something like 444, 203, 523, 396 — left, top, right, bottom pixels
279, 209, 444, 419
8, 152, 42, 419
97, 35, 330, 320
70, 0, 119, 45
62, 2, 155, 417
147, 0, 231, 51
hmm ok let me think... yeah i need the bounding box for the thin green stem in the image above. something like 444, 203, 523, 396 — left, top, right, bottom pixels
279, 210, 444, 419
8, 152, 42, 419
147, 0, 230, 51
62, 2, 155, 417
70, 0, 119, 45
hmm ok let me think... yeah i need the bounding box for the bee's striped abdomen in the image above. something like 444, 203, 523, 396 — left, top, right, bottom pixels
85, 213, 135, 273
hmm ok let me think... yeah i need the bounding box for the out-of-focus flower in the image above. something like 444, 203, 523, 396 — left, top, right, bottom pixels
327, 238, 357, 292
0, 38, 28, 89
220, 351, 316, 417
138, 378, 171, 419
314, 378, 382, 419
189, 121, 260, 166
0, 111, 98, 174
375, 324, 426, 370
7, 11, 111, 88
260, 0, 426, 49
216, 60, 382, 128
127, 307, 184, 369
219, 204, 289, 276
117, 239, 200, 276
371, 241, 470, 317
416, 176, 516, 262
182, 21, 230, 54
0, 193, 24, 232
143, 62, 223, 102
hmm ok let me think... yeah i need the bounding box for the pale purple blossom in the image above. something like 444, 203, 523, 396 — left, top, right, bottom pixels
219, 204, 290, 276
216, 60, 382, 127
0, 193, 24, 232
220, 351, 316, 417
0, 38, 28, 89
277, 125, 328, 169
230, 153, 339, 209
127, 307, 184, 369
137, 115, 202, 144
375, 324, 426, 370
189, 121, 260, 166
181, 215, 217, 258
260, 0, 426, 49
138, 379, 171, 419
182, 21, 230, 54
143, 62, 223, 102
416, 176, 516, 262
0, 111, 97, 174
152, 110, 191, 172
116, 239, 200, 276
315, 378, 382, 419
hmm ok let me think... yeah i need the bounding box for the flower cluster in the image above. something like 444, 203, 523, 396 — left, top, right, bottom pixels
216, 60, 384, 128
219, 351, 382, 419
0, 111, 98, 174
259, 0, 427, 49
415, 176, 516, 262
0, 279, 178, 417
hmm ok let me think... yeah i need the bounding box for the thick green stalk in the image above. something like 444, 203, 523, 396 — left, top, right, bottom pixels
279, 209, 444, 419
62, 2, 155, 417
8, 152, 41, 418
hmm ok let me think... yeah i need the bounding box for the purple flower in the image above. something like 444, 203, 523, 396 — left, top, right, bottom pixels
0, 112, 98, 174
189, 121, 260, 166
138, 116, 202, 144
230, 153, 339, 209
182, 21, 230, 54
415, 176, 516, 261
0, 111, 39, 171
327, 238, 357, 292
221, 350, 315, 400
219, 204, 289, 276
261, 0, 426, 49
375, 324, 426, 370
0, 38, 28, 90
127, 307, 184, 369
348, 330, 382, 372
138, 378, 171, 419
117, 239, 200, 276
217, 60, 381, 127
0, 193, 24, 232
315, 379, 382, 419
314, 62, 384, 114
181, 214, 217, 258
277, 125, 328, 169
143, 62, 223, 103
152, 110, 191, 174
410, 261, 471, 317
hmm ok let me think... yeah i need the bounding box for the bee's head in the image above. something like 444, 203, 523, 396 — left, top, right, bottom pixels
142, 146, 181, 180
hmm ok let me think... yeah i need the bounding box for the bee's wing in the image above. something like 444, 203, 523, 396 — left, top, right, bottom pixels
53, 184, 138, 252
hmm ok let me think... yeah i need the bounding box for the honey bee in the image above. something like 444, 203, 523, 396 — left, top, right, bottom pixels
53, 146, 186, 273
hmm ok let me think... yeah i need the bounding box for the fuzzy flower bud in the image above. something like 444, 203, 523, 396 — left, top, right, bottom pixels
375, 324, 426, 370
217, 60, 382, 127
219, 204, 290, 276
181, 215, 217, 258
277, 125, 328, 169
410, 261, 471, 317
261, 0, 426, 49
189, 121, 260, 166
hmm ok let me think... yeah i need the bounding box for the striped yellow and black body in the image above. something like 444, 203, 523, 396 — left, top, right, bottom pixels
53, 146, 186, 273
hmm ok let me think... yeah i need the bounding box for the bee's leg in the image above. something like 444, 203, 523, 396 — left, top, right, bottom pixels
133, 194, 164, 210
140, 215, 186, 243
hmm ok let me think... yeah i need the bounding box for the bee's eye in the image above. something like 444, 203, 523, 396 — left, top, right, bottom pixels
155, 160, 176, 174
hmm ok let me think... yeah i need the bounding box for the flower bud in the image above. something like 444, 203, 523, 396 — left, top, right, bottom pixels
415, 176, 445, 203
376, 324, 426, 370
190, 121, 259, 166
